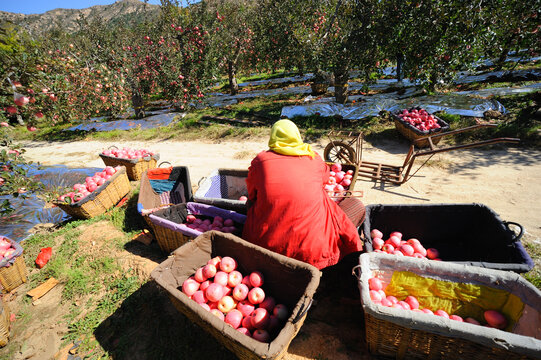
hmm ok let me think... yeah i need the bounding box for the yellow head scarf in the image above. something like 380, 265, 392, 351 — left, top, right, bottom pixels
268, 119, 315, 157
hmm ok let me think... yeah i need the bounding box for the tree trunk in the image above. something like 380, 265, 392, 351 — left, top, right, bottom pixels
131, 91, 145, 119
495, 47, 510, 71
396, 53, 404, 82
333, 69, 349, 104
228, 61, 239, 95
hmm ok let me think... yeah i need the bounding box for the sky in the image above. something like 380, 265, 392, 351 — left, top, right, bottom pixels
0, 0, 162, 15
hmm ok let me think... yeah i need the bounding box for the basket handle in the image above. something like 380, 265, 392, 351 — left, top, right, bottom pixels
108, 145, 118, 150
352, 264, 362, 280
197, 176, 207, 187
158, 161, 172, 167
292, 297, 313, 324
504, 221, 524, 242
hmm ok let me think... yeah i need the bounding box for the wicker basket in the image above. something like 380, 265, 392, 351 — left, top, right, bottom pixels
151, 231, 320, 360
99, 150, 160, 181
354, 252, 541, 360
137, 165, 193, 232
361, 203, 534, 273
0, 300, 9, 347
53, 166, 131, 219
392, 107, 450, 148
0, 246, 27, 294
194, 168, 249, 214
149, 202, 246, 253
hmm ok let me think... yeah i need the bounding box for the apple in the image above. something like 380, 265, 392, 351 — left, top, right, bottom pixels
241, 314, 256, 331
426, 248, 440, 260
380, 298, 393, 307
382, 244, 395, 253
412, 243, 427, 257
237, 327, 251, 337
259, 296, 276, 313
484, 310, 508, 329
387, 236, 401, 248
370, 290, 383, 303
186, 214, 196, 223
249, 271, 264, 287
224, 218, 234, 227
399, 244, 414, 257
192, 290, 207, 304
200, 303, 211, 312
368, 277, 383, 291
237, 300, 255, 317
205, 283, 224, 302
404, 295, 419, 310
248, 287, 265, 305
218, 295, 237, 314
386, 296, 399, 305
252, 329, 270, 343
208, 256, 221, 268
450, 315, 464, 322
371, 229, 383, 239
251, 308, 270, 329
273, 304, 288, 321
397, 301, 411, 310
239, 196, 248, 201
224, 309, 243, 329
267, 315, 281, 333
434, 309, 449, 319
372, 238, 384, 250
202, 264, 217, 279
214, 271, 229, 287
227, 270, 243, 287
421, 308, 434, 315
232, 284, 249, 301
200, 280, 211, 292
222, 286, 232, 297
182, 278, 200, 297
465, 317, 481, 325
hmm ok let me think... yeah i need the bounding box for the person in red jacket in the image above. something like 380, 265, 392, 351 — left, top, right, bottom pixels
242, 119, 365, 270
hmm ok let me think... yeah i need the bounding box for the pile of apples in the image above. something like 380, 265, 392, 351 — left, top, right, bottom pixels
324, 163, 355, 202
396, 108, 441, 132
0, 237, 17, 262
101, 147, 156, 160
368, 276, 509, 330
182, 256, 289, 343
370, 229, 441, 260
184, 214, 240, 234
57, 166, 121, 204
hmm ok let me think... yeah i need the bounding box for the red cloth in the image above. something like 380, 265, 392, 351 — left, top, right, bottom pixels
147, 167, 173, 180
242, 150, 362, 270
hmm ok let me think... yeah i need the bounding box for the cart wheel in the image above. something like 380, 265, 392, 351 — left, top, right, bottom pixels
324, 141, 356, 164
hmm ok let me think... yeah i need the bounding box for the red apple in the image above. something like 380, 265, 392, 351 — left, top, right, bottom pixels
421, 308, 434, 315
372, 238, 384, 250
228, 270, 243, 287
194, 267, 207, 282
220, 256, 237, 273
399, 244, 414, 257
397, 301, 411, 310
426, 248, 439, 260
389, 231, 402, 239
237, 327, 251, 337
380, 298, 393, 307
450, 315, 464, 322
182, 278, 200, 297
484, 310, 507, 329
186, 214, 196, 223
387, 236, 401, 248
232, 284, 249, 301
370, 290, 383, 303
434, 309, 449, 319
249, 271, 264, 287
192, 290, 207, 304
208, 256, 222, 268
370, 229, 383, 239
225, 309, 243, 329
205, 283, 224, 302
218, 295, 237, 314
273, 304, 288, 321
259, 296, 276, 313
248, 287, 265, 305
242, 276, 253, 288
200, 280, 211, 292
214, 271, 229, 287
200, 303, 211, 312
386, 296, 399, 304
210, 309, 224, 321
251, 308, 270, 329
382, 244, 395, 253
465, 317, 481, 325
237, 300, 255, 317
404, 295, 419, 310
242, 314, 256, 331
252, 329, 270, 343
202, 264, 217, 279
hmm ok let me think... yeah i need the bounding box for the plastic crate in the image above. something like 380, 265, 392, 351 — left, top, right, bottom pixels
354, 252, 541, 360
151, 231, 320, 360
361, 203, 534, 273
194, 168, 249, 214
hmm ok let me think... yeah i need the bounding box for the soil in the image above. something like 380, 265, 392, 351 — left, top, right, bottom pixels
2, 136, 540, 360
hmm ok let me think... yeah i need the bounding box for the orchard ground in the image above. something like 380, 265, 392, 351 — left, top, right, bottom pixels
1, 135, 540, 360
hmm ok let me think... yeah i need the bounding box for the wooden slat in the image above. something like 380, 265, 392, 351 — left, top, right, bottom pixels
27, 277, 59, 301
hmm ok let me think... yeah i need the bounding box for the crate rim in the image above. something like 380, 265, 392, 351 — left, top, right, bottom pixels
356, 252, 541, 359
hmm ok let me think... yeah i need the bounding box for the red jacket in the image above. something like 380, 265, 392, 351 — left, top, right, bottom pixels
241, 150, 362, 269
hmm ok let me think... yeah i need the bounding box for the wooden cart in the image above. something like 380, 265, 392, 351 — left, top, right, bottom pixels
323, 124, 520, 185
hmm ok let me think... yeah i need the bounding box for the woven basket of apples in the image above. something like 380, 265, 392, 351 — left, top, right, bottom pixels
53, 166, 131, 219
148, 202, 247, 253
194, 168, 249, 215
392, 107, 450, 148
0, 298, 9, 347
361, 203, 533, 273
354, 252, 541, 360
151, 231, 320, 360
99, 146, 159, 181
0, 236, 27, 293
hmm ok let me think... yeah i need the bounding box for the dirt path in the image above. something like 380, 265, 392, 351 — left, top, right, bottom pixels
21, 137, 541, 240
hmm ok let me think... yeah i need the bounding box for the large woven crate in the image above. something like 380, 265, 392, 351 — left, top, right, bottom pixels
392, 107, 450, 148
99, 152, 160, 181
194, 168, 249, 214
355, 252, 541, 360
137, 165, 193, 231
361, 203, 534, 273
53, 166, 131, 219
148, 202, 246, 253
151, 231, 320, 360
0, 300, 9, 347
0, 240, 27, 293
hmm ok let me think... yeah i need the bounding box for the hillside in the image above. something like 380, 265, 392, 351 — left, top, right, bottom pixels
0, 0, 160, 35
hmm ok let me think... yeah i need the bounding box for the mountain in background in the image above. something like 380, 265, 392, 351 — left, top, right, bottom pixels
0, 0, 161, 35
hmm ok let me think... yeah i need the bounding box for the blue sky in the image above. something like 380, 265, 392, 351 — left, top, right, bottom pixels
0, 0, 162, 15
